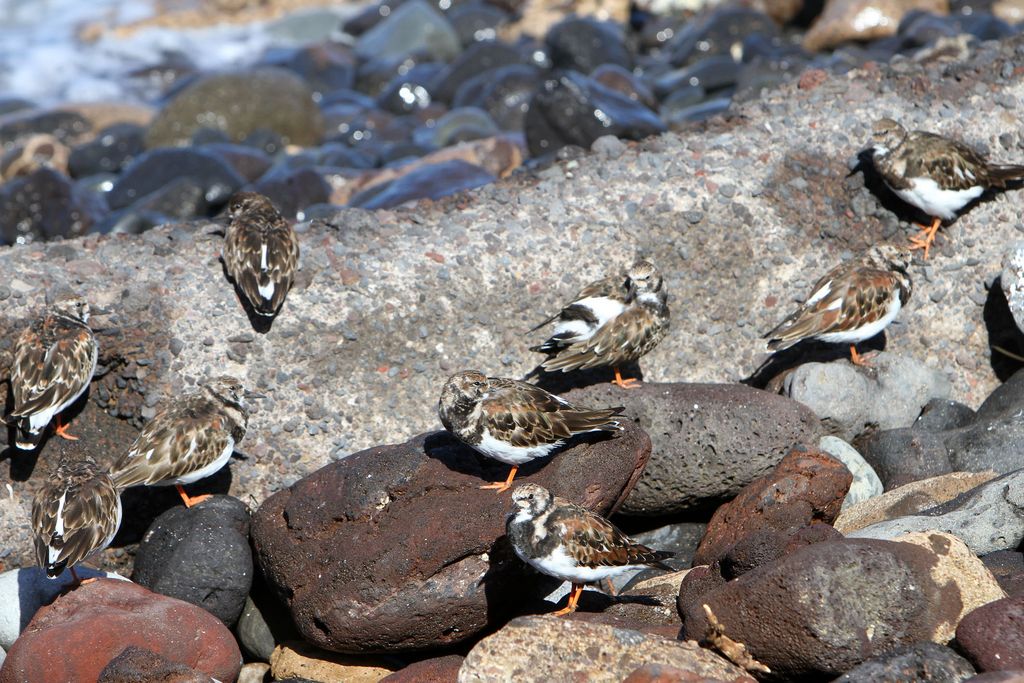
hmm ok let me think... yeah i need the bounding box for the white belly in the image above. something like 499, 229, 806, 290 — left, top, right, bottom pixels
474, 430, 558, 465
894, 178, 983, 220
817, 296, 903, 344
521, 545, 641, 583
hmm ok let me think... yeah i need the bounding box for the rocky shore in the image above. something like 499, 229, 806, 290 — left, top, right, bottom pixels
1, 0, 1024, 681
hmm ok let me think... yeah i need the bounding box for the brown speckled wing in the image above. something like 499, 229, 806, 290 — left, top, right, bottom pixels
551, 504, 670, 569
224, 215, 300, 316
32, 462, 120, 574
481, 379, 620, 448
765, 265, 902, 349
10, 315, 96, 419
110, 397, 234, 488
904, 132, 994, 191
542, 305, 666, 372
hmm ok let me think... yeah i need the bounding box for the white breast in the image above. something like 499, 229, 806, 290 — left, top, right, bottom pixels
894, 178, 984, 220
474, 429, 559, 465
167, 436, 235, 485
551, 296, 626, 343
520, 544, 644, 583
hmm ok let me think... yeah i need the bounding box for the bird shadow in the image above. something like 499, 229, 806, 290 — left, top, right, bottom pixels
524, 361, 643, 394
983, 275, 1024, 381
852, 149, 935, 228
1, 389, 91, 481
421, 431, 549, 484
741, 334, 888, 390
218, 258, 275, 334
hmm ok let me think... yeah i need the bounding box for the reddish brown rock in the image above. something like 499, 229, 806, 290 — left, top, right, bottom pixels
680, 539, 981, 679
251, 426, 651, 654
97, 646, 210, 683
380, 655, 464, 683
692, 450, 852, 566
956, 596, 1024, 672
0, 579, 241, 683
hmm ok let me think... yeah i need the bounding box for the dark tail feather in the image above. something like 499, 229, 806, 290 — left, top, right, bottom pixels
45, 559, 67, 579
648, 550, 674, 571
13, 418, 43, 451
528, 312, 560, 333
990, 164, 1024, 184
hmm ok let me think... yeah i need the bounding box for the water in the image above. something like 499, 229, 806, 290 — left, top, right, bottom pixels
0, 0, 355, 106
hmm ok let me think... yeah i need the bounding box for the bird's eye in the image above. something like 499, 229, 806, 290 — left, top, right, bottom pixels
527, 493, 534, 500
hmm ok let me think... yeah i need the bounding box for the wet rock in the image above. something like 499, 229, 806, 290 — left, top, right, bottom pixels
0, 108, 91, 148
545, 18, 632, 74
132, 495, 253, 627
680, 536, 1001, 679
1002, 242, 1024, 334
653, 56, 742, 98
662, 97, 731, 126
591, 64, 657, 108
982, 551, 1024, 598
354, 0, 461, 64
563, 382, 826, 517
957, 595, 1024, 672
848, 470, 1024, 556
422, 107, 500, 148
804, 0, 949, 51
0, 579, 241, 683
835, 471, 998, 534
431, 41, 522, 104
820, 436, 883, 508
348, 159, 496, 210
377, 63, 445, 114
260, 43, 357, 98
67, 123, 145, 178
692, 450, 851, 566
783, 352, 952, 441
269, 642, 401, 681
106, 147, 245, 212
458, 616, 752, 682
130, 177, 208, 220
449, 3, 509, 45
146, 68, 324, 148
202, 142, 274, 182
0, 567, 128, 650
0, 167, 105, 245
455, 64, 539, 131
97, 645, 211, 683
381, 654, 463, 682
833, 642, 976, 682
249, 166, 331, 219
251, 425, 651, 653
667, 8, 780, 67
524, 71, 666, 158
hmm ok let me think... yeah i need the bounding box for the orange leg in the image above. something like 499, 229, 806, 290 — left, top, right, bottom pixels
67, 567, 98, 587
849, 345, 872, 367
480, 466, 518, 493
552, 584, 584, 616
53, 414, 80, 441
176, 484, 211, 508
908, 216, 942, 260
611, 367, 640, 389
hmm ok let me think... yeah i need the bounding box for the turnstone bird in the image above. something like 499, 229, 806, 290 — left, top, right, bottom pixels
437, 371, 623, 493
6, 296, 98, 450
870, 118, 1024, 259
222, 192, 300, 318
530, 260, 669, 388
32, 455, 121, 582
763, 245, 912, 366
109, 376, 252, 508
506, 483, 672, 615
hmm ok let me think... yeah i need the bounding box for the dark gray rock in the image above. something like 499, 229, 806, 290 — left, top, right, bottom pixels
861, 368, 1024, 488
545, 18, 632, 74
259, 43, 357, 98
67, 123, 145, 178
347, 160, 496, 210
563, 382, 826, 517
106, 148, 245, 212
248, 167, 331, 220
666, 8, 780, 67
453, 64, 539, 131
847, 470, 1024, 555
834, 642, 976, 682
982, 551, 1024, 598
430, 41, 522, 104
354, 0, 460, 64
525, 71, 666, 158
914, 398, 977, 432
0, 167, 105, 245
132, 495, 253, 627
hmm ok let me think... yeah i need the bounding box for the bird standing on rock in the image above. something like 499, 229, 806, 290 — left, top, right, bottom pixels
6, 296, 98, 451
506, 483, 673, 615
870, 118, 1024, 259
763, 245, 912, 366
32, 455, 121, 583
438, 371, 623, 493
222, 191, 300, 318
109, 376, 254, 508
530, 260, 669, 389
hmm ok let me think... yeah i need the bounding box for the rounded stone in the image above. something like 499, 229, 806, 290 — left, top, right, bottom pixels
956, 596, 1024, 672
146, 68, 324, 148
106, 147, 245, 212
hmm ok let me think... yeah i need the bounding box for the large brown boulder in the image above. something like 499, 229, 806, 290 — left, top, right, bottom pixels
251, 424, 651, 654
